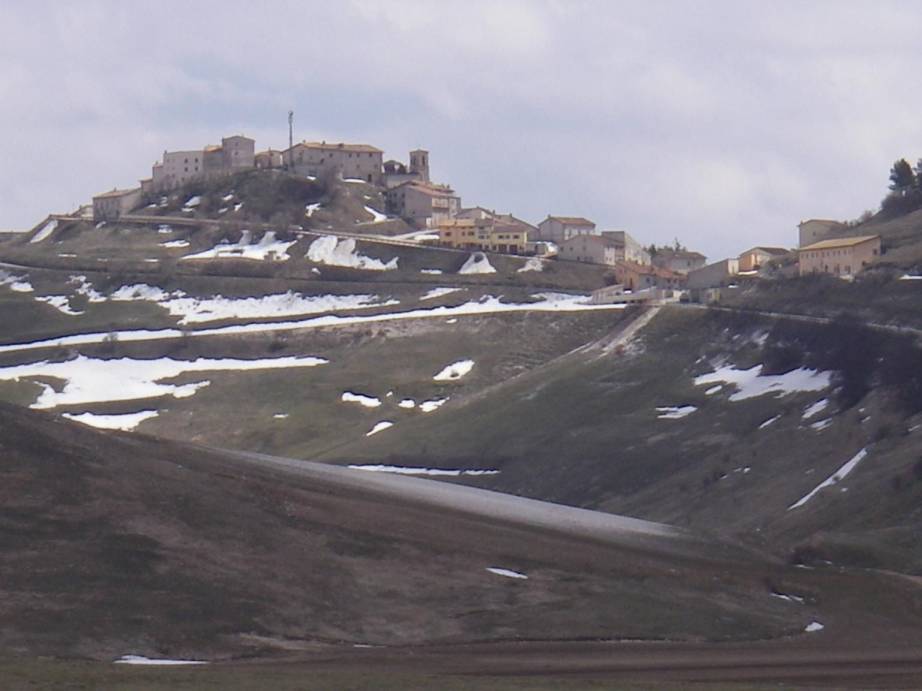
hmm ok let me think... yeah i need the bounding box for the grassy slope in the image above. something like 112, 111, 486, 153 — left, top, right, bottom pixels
318, 307, 922, 572
0, 402, 836, 661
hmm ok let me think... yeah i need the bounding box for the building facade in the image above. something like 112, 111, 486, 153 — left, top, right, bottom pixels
150, 135, 256, 191
437, 218, 527, 254
255, 149, 284, 169
387, 181, 460, 228
557, 234, 621, 265
92, 187, 142, 222
536, 216, 596, 242
798, 235, 881, 276
600, 230, 651, 265
284, 141, 383, 183
614, 261, 687, 291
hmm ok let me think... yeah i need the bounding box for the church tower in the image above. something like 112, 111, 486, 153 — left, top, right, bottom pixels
409, 149, 430, 183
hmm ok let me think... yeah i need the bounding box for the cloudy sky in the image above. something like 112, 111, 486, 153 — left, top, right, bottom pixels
2, 1, 921, 258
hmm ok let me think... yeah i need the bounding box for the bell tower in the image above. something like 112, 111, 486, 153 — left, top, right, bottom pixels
409, 149, 430, 183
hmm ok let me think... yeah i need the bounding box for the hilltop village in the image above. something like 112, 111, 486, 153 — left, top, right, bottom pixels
86, 132, 884, 302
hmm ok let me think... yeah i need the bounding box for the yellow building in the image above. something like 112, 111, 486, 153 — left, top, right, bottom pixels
437, 218, 527, 254
798, 235, 881, 277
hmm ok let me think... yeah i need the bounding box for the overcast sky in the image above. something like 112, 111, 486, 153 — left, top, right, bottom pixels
2, 1, 921, 258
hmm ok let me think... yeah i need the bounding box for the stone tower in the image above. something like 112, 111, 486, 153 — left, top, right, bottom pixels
409, 149, 430, 183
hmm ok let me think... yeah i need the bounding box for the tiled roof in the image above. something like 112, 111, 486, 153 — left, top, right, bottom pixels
93, 187, 140, 199
799, 235, 880, 251
546, 215, 595, 226
295, 141, 383, 153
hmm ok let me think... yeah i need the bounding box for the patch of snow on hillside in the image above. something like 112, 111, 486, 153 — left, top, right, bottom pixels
802, 399, 829, 419
810, 418, 832, 431
115, 655, 208, 666
694, 364, 831, 401
343, 177, 366, 183
35, 295, 84, 315
759, 414, 781, 429
1, 272, 32, 293
348, 465, 499, 476
789, 448, 868, 509
182, 231, 295, 261
517, 257, 545, 273
63, 410, 159, 431
222, 193, 235, 202
419, 397, 449, 412
341, 391, 382, 408
273, 413, 289, 419
306, 235, 398, 271
899, 274, 922, 280
770, 592, 805, 604
420, 287, 461, 301
486, 567, 528, 579
305, 202, 322, 217
157, 225, 173, 234
705, 385, 722, 395
459, 252, 496, 274
0, 295, 631, 355
398, 399, 416, 409
161, 239, 190, 248
362, 206, 388, 223
30, 219, 57, 243
804, 622, 825, 633
656, 405, 697, 419
184, 196, 200, 208
434, 360, 474, 381
366, 421, 394, 436
0, 355, 328, 409
420, 269, 443, 275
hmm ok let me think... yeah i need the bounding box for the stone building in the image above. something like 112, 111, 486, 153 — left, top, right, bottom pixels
652, 248, 707, 274
255, 149, 284, 169
151, 135, 255, 191
557, 234, 622, 265
387, 181, 460, 228
383, 149, 431, 188
536, 216, 596, 242
615, 261, 687, 291
686, 258, 739, 290
284, 141, 383, 184
92, 187, 142, 222
798, 235, 881, 277
600, 230, 651, 265
798, 219, 845, 248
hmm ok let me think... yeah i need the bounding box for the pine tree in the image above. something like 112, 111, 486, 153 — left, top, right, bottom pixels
889, 158, 914, 194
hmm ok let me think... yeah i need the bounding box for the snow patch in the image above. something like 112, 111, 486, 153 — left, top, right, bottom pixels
306, 235, 398, 271
694, 365, 831, 401
804, 622, 825, 633
486, 567, 528, 579
348, 465, 499, 477
182, 231, 295, 261
434, 360, 474, 381
305, 202, 322, 217
517, 256, 545, 273
397, 399, 416, 409
656, 405, 697, 419
420, 269, 443, 275
458, 252, 496, 274
420, 287, 461, 301
115, 655, 207, 666
802, 399, 829, 419
30, 219, 57, 243
62, 410, 159, 431
758, 414, 781, 429
366, 421, 394, 436
341, 391, 382, 408
419, 397, 449, 412
362, 206, 388, 223
789, 448, 868, 509
160, 239, 190, 248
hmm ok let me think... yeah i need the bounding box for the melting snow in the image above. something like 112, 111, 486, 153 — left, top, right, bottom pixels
804, 622, 825, 633
705, 385, 722, 395
341, 391, 382, 408
157, 225, 173, 234
420, 287, 461, 301
161, 239, 190, 248
30, 219, 57, 243
517, 256, 545, 273
0, 355, 327, 409
759, 414, 781, 429
306, 235, 398, 271
656, 405, 697, 419
802, 399, 829, 419
789, 448, 868, 509
35, 295, 84, 315
305, 202, 322, 217
115, 655, 207, 666
810, 418, 832, 431
458, 252, 496, 274
62, 410, 159, 431
184, 196, 201, 208
434, 360, 474, 381
694, 365, 831, 401
486, 567, 528, 579
348, 465, 499, 476
899, 274, 922, 281
419, 397, 449, 412
273, 413, 289, 419
366, 421, 394, 436
362, 206, 388, 223
420, 269, 443, 275
771, 592, 805, 604
398, 399, 416, 409
182, 231, 295, 261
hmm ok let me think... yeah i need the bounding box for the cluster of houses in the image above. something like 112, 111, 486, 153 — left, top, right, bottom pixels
91, 133, 461, 227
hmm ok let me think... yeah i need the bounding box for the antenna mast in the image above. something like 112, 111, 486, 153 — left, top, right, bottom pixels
288, 110, 294, 171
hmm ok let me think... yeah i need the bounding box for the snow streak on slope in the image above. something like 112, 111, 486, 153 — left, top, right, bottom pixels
694, 364, 831, 401
306, 235, 398, 270
789, 448, 869, 510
